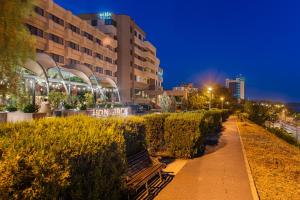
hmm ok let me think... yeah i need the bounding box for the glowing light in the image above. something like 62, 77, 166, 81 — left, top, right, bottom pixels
99, 12, 112, 20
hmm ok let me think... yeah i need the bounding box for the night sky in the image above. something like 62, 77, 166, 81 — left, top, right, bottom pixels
55, 0, 300, 102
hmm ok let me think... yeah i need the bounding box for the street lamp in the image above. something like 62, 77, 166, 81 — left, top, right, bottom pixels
208, 87, 213, 110
220, 97, 224, 109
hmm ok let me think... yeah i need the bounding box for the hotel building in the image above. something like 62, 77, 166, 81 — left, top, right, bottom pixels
24, 0, 120, 103
79, 13, 164, 104
226, 76, 245, 101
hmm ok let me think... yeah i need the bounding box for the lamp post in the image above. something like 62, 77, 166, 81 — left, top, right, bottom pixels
220, 97, 224, 109
208, 87, 213, 110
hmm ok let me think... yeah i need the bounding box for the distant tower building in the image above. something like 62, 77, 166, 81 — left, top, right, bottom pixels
226, 76, 245, 100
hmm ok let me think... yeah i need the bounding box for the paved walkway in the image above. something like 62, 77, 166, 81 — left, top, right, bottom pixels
156, 117, 253, 200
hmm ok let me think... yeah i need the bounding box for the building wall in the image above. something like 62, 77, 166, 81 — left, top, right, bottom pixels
79, 13, 163, 104
226, 77, 245, 100
26, 0, 118, 83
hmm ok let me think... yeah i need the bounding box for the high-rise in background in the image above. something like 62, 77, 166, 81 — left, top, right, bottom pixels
226, 76, 245, 101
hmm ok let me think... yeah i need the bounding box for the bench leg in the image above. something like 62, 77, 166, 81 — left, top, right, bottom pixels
159, 171, 163, 182
145, 182, 149, 195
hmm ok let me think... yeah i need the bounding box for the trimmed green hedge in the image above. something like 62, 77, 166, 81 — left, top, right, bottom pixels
143, 113, 170, 155
0, 109, 229, 198
164, 112, 205, 158
0, 115, 146, 199
97, 116, 146, 156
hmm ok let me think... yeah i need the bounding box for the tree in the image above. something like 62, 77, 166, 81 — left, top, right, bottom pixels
159, 92, 176, 112
0, 0, 35, 100
183, 91, 209, 111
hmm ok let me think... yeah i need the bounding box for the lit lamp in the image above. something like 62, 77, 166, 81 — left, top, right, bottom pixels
220, 97, 224, 109
208, 87, 213, 110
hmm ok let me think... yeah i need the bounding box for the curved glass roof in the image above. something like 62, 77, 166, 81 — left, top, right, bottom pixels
23, 53, 121, 102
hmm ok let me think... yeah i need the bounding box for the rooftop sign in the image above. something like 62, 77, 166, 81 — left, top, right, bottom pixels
99, 12, 112, 20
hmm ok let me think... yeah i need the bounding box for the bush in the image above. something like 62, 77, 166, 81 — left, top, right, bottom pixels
22, 104, 39, 113
0, 115, 142, 199
164, 112, 205, 158
220, 109, 230, 121
143, 113, 170, 155
97, 116, 146, 157
202, 109, 223, 136
266, 127, 300, 147
6, 105, 17, 112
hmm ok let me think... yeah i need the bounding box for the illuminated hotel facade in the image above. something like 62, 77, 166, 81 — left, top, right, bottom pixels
24, 0, 120, 103
79, 13, 164, 104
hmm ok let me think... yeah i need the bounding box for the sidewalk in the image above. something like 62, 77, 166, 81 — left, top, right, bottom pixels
155, 117, 254, 200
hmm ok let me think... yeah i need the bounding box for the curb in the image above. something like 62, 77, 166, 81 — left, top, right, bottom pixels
235, 119, 260, 200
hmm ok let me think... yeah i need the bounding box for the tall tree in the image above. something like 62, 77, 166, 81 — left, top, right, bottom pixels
0, 0, 35, 100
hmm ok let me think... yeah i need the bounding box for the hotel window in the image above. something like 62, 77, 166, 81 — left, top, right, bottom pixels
106, 45, 114, 52
48, 14, 64, 26
95, 67, 103, 73
134, 31, 137, 37
49, 33, 64, 45
105, 70, 112, 76
96, 38, 102, 46
82, 47, 93, 56
84, 63, 93, 70
50, 53, 64, 64
83, 32, 94, 41
105, 57, 113, 64
69, 58, 80, 65
68, 23, 80, 34
104, 19, 117, 27
68, 41, 80, 51
95, 53, 103, 60
36, 49, 44, 53
34, 6, 44, 16
26, 24, 43, 38
91, 20, 98, 26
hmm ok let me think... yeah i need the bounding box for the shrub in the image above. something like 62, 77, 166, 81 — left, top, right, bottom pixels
143, 113, 170, 155
97, 116, 146, 157
22, 104, 39, 113
6, 105, 17, 112
0, 116, 130, 199
164, 112, 205, 158
220, 109, 230, 121
202, 109, 223, 136
266, 127, 300, 147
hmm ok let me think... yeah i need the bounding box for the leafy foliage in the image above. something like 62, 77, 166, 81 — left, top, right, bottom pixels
22, 104, 38, 113
164, 112, 206, 158
143, 113, 170, 155
0, 0, 35, 98
48, 92, 66, 110
0, 115, 147, 199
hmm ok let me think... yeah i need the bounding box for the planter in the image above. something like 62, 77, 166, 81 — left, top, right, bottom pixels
0, 112, 7, 123
7, 111, 46, 122
33, 113, 47, 119
63, 110, 87, 117
53, 110, 62, 117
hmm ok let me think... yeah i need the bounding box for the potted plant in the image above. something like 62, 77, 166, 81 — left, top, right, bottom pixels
48, 91, 66, 117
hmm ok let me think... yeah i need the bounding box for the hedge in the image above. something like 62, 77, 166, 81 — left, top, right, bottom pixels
202, 109, 223, 136
164, 112, 205, 158
143, 113, 170, 155
266, 127, 300, 147
97, 116, 146, 156
0, 109, 229, 198
0, 115, 146, 199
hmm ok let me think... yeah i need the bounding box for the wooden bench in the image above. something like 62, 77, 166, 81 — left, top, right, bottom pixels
126, 150, 166, 196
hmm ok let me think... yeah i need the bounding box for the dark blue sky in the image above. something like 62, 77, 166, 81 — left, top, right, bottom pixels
56, 0, 300, 102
